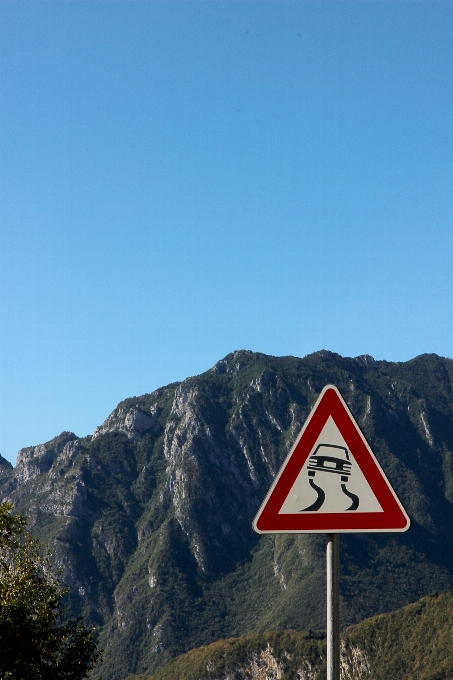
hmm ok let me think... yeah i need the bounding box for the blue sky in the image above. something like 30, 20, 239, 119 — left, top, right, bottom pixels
1, 1, 452, 464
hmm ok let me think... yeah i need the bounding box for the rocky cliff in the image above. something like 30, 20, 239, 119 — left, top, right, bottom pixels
1, 350, 453, 679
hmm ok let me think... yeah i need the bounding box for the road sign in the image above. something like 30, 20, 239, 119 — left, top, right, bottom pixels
253, 384, 410, 533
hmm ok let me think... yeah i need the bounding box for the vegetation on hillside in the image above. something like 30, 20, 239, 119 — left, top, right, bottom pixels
128, 591, 453, 680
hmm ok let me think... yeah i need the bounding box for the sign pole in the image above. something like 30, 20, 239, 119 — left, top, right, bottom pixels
327, 533, 340, 680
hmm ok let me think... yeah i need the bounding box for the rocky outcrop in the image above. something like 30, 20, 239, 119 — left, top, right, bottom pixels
340, 642, 371, 679
15, 432, 78, 484
92, 404, 161, 441
215, 645, 284, 680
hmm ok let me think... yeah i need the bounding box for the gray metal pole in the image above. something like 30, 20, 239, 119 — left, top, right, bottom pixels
327, 533, 340, 680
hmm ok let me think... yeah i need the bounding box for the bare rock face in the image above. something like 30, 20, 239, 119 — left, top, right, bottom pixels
216, 645, 285, 680
15, 432, 78, 484
1, 350, 453, 680
93, 404, 160, 441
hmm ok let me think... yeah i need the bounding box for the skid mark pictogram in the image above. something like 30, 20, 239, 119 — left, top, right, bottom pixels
301, 444, 359, 512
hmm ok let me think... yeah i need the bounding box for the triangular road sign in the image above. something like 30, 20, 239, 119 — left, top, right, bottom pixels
253, 385, 410, 533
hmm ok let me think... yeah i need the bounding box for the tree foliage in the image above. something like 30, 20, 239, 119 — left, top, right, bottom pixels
0, 502, 102, 679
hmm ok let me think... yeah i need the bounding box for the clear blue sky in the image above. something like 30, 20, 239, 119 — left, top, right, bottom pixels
1, 1, 452, 464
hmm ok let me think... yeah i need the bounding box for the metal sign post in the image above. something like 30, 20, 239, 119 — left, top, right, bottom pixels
326, 534, 340, 680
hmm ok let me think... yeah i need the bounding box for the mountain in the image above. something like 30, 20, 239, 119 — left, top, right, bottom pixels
128, 591, 453, 680
1, 350, 453, 679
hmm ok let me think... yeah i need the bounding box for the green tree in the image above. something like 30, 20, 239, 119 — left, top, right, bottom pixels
0, 502, 102, 679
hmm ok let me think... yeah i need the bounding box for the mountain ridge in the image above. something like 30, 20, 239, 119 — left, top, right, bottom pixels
1, 349, 453, 678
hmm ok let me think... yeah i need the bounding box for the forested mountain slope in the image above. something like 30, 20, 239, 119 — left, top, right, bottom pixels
130, 591, 453, 680
1, 350, 453, 679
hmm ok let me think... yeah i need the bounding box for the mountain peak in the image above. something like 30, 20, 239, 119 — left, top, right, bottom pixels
2, 349, 453, 679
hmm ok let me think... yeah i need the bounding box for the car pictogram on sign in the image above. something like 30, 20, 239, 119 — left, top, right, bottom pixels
302, 443, 359, 512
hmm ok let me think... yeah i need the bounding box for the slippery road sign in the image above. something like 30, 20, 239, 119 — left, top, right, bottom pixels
253, 385, 410, 533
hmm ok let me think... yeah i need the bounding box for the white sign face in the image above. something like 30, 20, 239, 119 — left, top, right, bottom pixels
278, 416, 383, 515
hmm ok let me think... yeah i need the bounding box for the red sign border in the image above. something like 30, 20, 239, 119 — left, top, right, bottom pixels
253, 385, 411, 533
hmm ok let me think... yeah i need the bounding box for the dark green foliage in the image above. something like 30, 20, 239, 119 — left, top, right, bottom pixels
0, 503, 102, 680
0, 455, 13, 471
342, 591, 453, 680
